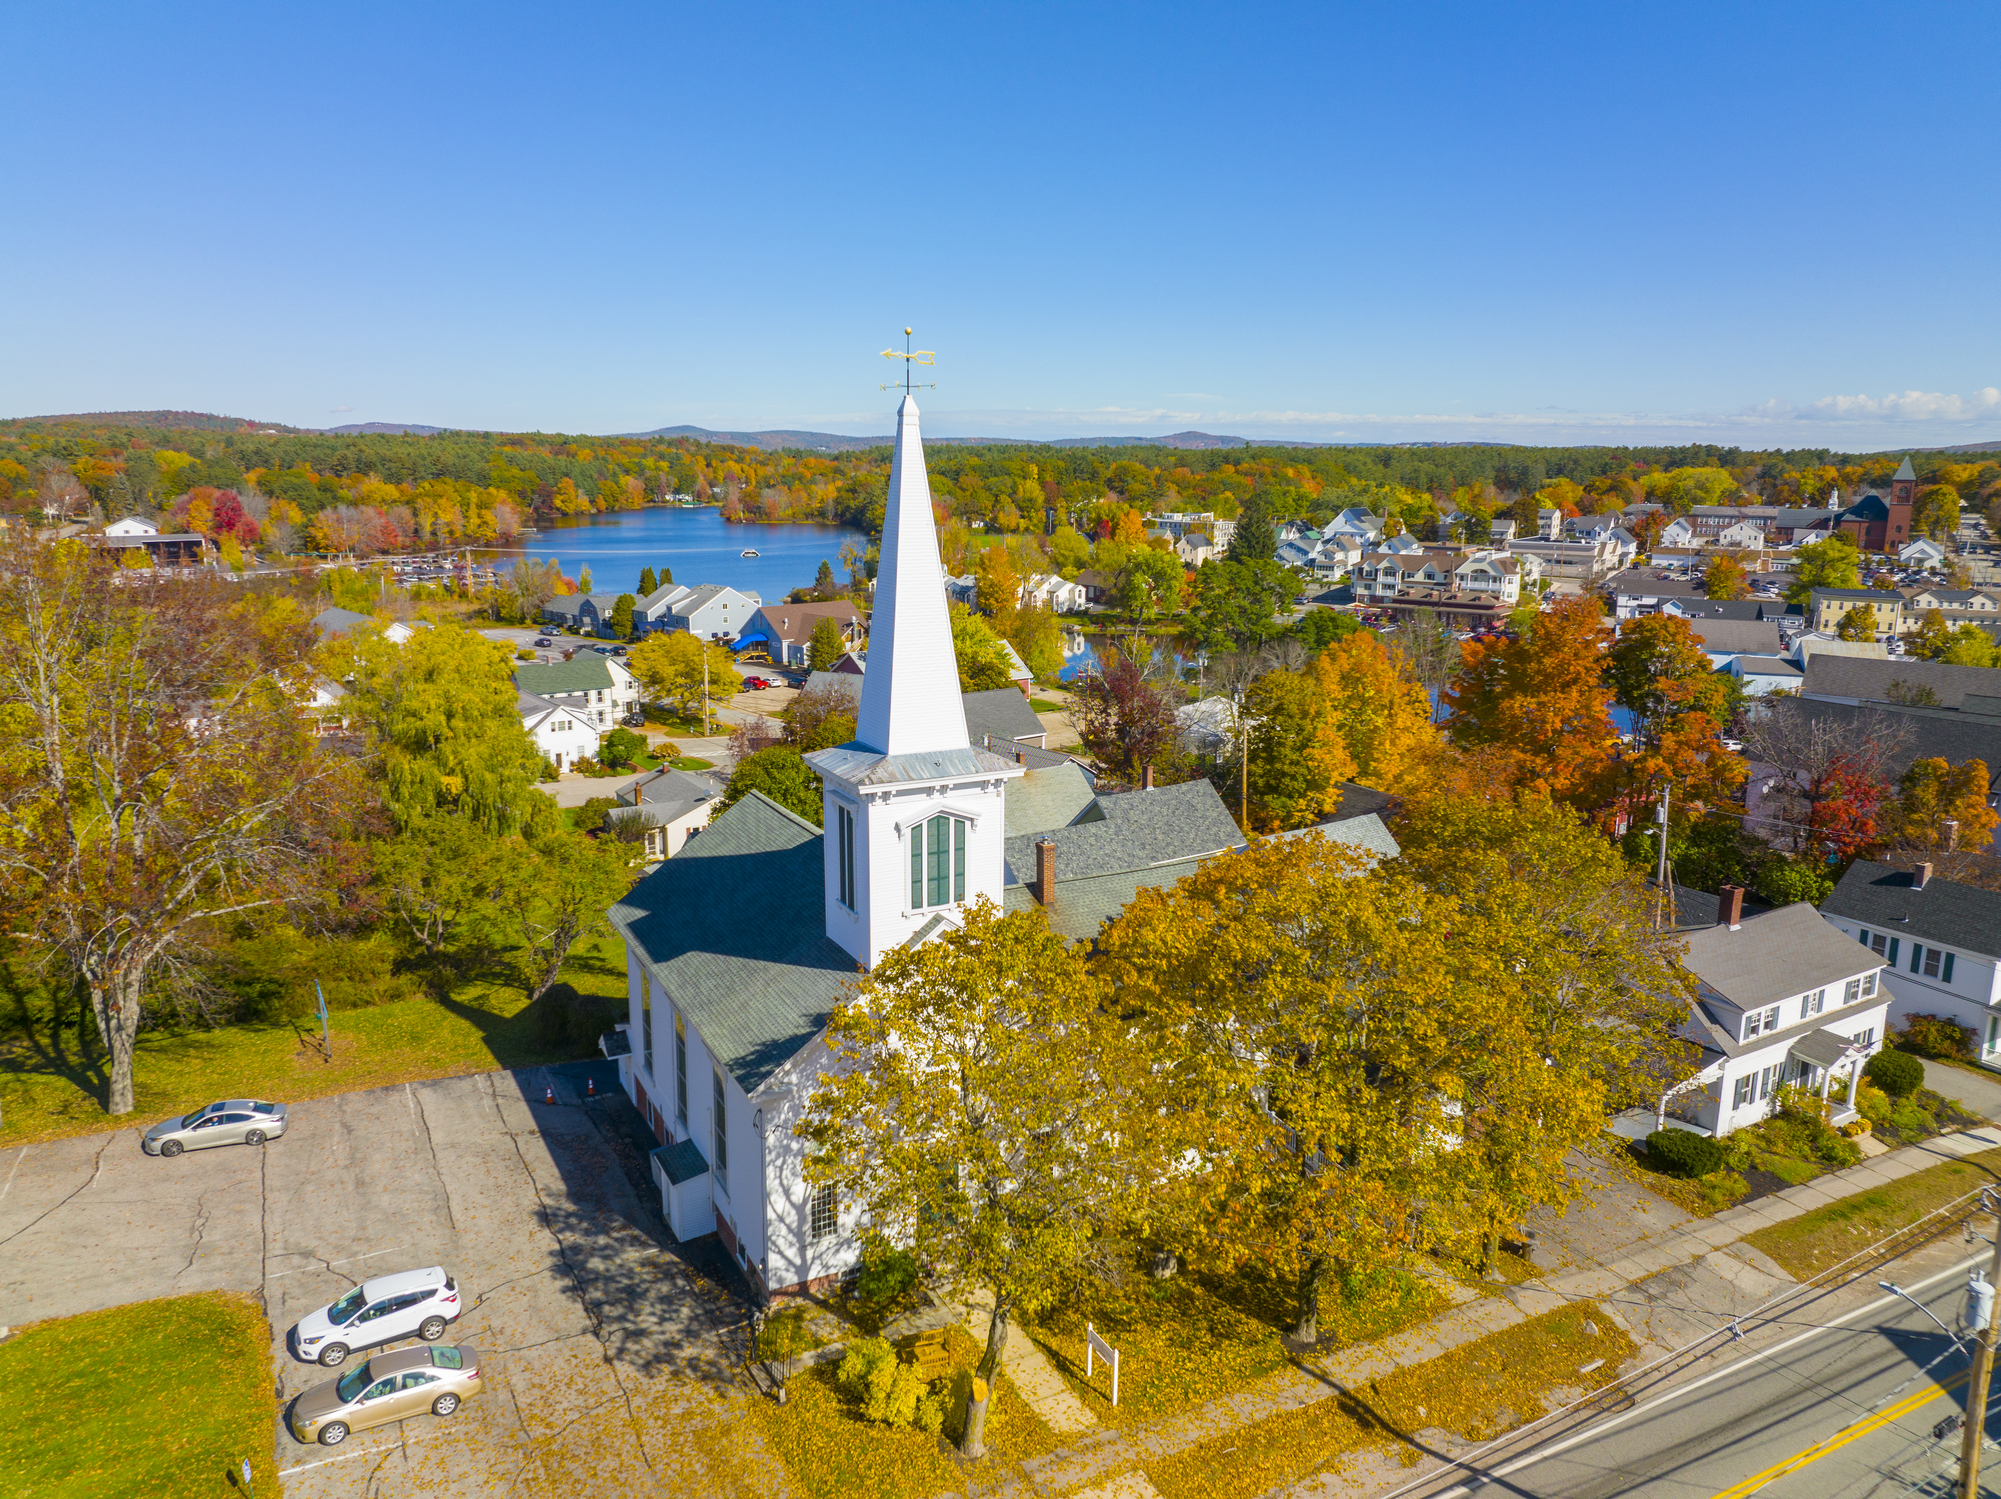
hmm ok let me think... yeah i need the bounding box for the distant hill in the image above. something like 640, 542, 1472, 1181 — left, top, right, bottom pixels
624, 424, 1271, 450
3, 409, 302, 433
1935, 439, 2001, 452
322, 422, 450, 435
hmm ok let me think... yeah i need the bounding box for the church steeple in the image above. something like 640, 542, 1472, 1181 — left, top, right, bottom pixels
854, 395, 968, 756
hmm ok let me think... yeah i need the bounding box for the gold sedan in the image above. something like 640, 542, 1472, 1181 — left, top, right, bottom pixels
286, 1344, 483, 1447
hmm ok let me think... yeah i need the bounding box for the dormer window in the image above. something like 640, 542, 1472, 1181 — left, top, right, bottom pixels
911, 814, 967, 908
1741, 1005, 1781, 1041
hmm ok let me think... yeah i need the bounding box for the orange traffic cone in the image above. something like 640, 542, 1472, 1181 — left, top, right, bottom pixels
544, 1084, 556, 1105
587, 1076, 597, 1098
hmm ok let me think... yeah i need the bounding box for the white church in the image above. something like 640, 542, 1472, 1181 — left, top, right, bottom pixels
606, 392, 1256, 1297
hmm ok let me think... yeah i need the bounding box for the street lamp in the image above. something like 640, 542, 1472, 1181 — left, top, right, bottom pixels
1878, 1280, 1971, 1352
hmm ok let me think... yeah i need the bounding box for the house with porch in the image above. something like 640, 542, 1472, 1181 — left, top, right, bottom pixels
734, 599, 867, 667
1821, 861, 2001, 1067
1654, 887, 1890, 1137
605, 393, 1248, 1298
514, 653, 638, 730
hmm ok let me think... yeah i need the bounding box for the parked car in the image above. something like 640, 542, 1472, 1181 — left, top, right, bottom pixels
742, 676, 774, 691
609, 645, 627, 657
534, 636, 553, 647
142, 1099, 288, 1157
620, 713, 644, 727
287, 1344, 483, 1446
293, 1267, 463, 1367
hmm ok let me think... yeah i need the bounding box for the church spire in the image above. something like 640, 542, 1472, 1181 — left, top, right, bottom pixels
854, 393, 968, 756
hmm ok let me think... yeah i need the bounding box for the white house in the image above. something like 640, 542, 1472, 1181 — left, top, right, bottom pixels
1822, 860, 2001, 1066
615, 767, 725, 862
1021, 572, 1087, 613
1726, 654, 1805, 696
104, 515, 160, 537
604, 394, 1247, 1298
1898, 537, 1948, 569
519, 691, 598, 770
313, 606, 417, 645
1655, 887, 1890, 1137
514, 653, 639, 730
1660, 517, 1698, 548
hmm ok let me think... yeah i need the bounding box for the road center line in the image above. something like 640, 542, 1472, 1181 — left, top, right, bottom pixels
0, 1146, 25, 1205
1418, 1251, 1992, 1499
266, 1245, 410, 1279
1707, 1369, 1969, 1499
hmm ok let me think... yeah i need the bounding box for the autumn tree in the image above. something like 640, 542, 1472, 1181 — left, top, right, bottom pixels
1442, 594, 1617, 805
628, 630, 738, 719
1010, 602, 1064, 682
1242, 668, 1355, 829
783, 683, 857, 752
1912, 484, 1961, 541
950, 605, 1017, 691
716, 748, 823, 826
970, 545, 1021, 640
1786, 534, 1862, 606
1308, 632, 1440, 792
1071, 647, 1183, 783
0, 539, 361, 1114
1890, 758, 1998, 855
1705, 553, 1749, 600
490, 828, 638, 1002
801, 901, 1157, 1451
1115, 548, 1186, 625
1745, 703, 1910, 860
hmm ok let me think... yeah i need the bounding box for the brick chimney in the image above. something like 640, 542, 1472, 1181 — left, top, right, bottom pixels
1143, 763, 1155, 790
1015, 746, 1024, 764
1035, 838, 1056, 906
1718, 884, 1745, 930
1914, 861, 1933, 891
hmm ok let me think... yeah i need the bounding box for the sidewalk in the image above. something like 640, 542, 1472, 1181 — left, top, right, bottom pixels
943, 1127, 2001, 1499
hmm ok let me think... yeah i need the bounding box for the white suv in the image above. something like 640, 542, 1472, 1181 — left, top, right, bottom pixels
293, 1267, 463, 1367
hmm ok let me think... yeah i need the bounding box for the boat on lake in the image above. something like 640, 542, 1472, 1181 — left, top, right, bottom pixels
740, 548, 760, 557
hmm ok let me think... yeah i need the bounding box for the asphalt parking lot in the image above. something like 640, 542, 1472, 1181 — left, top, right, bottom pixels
0, 1066, 788, 1496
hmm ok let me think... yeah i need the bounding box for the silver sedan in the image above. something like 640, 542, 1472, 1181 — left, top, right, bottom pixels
141, 1099, 289, 1157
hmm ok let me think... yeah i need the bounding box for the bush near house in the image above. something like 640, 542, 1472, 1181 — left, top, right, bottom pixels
1896, 1014, 1976, 1061
1867, 1050, 1926, 1098
1646, 1128, 1727, 1178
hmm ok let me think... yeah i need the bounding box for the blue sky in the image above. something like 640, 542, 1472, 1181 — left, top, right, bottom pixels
3, 2, 1996, 450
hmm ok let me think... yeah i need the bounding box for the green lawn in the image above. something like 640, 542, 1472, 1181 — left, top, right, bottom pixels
0, 935, 627, 1148
0, 1292, 280, 1498
670, 757, 714, 771
1742, 1146, 2001, 1278
1027, 698, 1064, 714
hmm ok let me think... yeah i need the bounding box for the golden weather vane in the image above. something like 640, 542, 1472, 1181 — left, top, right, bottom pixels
879, 326, 937, 393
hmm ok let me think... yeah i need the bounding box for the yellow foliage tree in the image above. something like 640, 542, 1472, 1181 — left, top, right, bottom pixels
1310, 632, 1439, 792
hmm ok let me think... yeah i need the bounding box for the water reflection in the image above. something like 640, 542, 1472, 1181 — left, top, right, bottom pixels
1058, 628, 1206, 683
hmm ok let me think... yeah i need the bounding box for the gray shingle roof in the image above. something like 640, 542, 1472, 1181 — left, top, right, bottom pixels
515, 656, 615, 695
608, 792, 857, 1094
1005, 762, 1099, 838
1771, 697, 2001, 782
1686, 619, 1785, 653
1802, 654, 2001, 710
807, 743, 1021, 787
1823, 860, 2001, 959
1671, 599, 1779, 622
963, 687, 1045, 747
313, 606, 376, 637
652, 1138, 709, 1185
1680, 901, 1878, 1015
620, 766, 724, 825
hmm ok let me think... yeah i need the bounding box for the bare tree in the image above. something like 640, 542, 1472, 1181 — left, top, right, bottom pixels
1743, 701, 1911, 853
1390, 608, 1457, 723
0, 536, 362, 1114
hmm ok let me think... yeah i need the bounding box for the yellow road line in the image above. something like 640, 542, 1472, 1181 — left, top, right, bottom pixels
1709, 1369, 1970, 1499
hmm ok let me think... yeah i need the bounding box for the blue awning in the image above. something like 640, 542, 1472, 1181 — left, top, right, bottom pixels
731, 632, 770, 650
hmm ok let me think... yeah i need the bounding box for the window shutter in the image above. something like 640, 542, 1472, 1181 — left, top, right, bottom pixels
1944, 952, 1956, 983
1911, 944, 1923, 974
1889, 938, 1899, 966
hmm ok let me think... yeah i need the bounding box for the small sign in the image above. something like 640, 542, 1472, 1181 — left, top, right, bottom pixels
315, 980, 331, 1061
1085, 1321, 1120, 1406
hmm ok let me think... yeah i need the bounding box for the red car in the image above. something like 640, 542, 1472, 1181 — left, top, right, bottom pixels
741, 676, 772, 691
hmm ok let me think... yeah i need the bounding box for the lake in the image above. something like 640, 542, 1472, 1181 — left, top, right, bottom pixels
482, 506, 868, 604
1059, 629, 1207, 684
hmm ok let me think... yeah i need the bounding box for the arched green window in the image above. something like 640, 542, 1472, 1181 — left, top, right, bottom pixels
910, 814, 967, 908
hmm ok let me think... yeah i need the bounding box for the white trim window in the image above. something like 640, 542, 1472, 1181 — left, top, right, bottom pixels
810, 1184, 838, 1242
1799, 988, 1826, 1020
1733, 1063, 1781, 1109
711, 1068, 729, 1195
836, 805, 857, 910
909, 813, 967, 909
1741, 1006, 1782, 1042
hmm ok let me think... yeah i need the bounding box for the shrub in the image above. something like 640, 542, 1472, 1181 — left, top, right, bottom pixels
1890, 1097, 1937, 1136
1866, 1049, 1925, 1098
1897, 1014, 1975, 1061
600, 726, 647, 770
836, 1337, 923, 1426
1855, 1081, 1893, 1124
574, 796, 619, 834
1645, 1128, 1727, 1178
854, 1245, 921, 1308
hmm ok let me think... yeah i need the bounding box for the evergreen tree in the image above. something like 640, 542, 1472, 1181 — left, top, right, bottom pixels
815, 559, 837, 598
659, 564, 673, 586
1226, 489, 1278, 563
639, 566, 658, 596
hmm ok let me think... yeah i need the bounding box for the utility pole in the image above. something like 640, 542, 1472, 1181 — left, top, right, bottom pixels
1962, 1192, 2001, 1499
1239, 690, 1249, 829
702, 646, 711, 738
1653, 783, 1672, 932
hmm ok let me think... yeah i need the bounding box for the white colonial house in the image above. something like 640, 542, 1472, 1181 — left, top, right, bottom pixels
1021, 572, 1087, 613
1822, 860, 2001, 1066
519, 691, 599, 770
604, 394, 1247, 1297
1654, 887, 1890, 1137
1898, 537, 1948, 569
1354, 548, 1529, 605
104, 515, 160, 537
514, 653, 639, 730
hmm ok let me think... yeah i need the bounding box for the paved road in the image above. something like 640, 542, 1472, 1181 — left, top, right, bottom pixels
1370, 1234, 2001, 1499
1925, 1061, 2001, 1124
0, 1068, 785, 1497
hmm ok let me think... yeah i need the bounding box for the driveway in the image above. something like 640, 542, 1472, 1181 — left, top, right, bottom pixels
1921, 1057, 2001, 1121
0, 1068, 788, 1497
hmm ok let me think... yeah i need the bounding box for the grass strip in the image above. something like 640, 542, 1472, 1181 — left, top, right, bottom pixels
0, 1292, 279, 1498
1742, 1145, 2001, 1279
1144, 1303, 1636, 1499
0, 935, 625, 1147
1026, 1265, 1442, 1428
751, 1324, 1058, 1499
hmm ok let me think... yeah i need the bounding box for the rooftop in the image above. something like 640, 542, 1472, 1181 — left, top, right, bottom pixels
515, 655, 615, 695
1823, 860, 2001, 959
1802, 654, 2001, 710
1680, 900, 1880, 1020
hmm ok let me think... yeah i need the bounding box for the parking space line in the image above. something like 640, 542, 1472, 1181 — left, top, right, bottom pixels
267, 1245, 410, 1279
0, 1146, 24, 1205
279, 1436, 414, 1476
